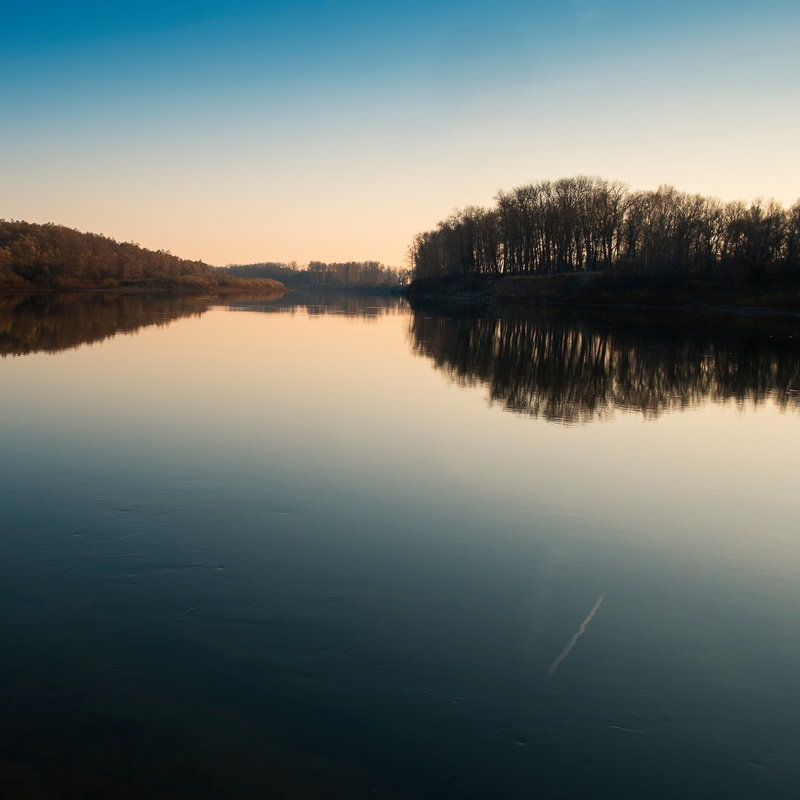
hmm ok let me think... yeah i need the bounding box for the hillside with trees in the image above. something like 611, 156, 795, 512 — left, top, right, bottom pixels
407, 177, 800, 310
0, 220, 284, 293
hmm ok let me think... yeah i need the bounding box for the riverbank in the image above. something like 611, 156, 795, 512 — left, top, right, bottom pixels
403, 273, 800, 315
0, 278, 286, 295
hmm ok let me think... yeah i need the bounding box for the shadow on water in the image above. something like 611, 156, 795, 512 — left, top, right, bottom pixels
408, 302, 800, 422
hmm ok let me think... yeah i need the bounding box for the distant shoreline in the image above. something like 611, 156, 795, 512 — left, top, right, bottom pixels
0, 220, 287, 295
0, 280, 286, 296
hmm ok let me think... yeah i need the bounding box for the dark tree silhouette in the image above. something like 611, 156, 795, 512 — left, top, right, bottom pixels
409, 177, 799, 285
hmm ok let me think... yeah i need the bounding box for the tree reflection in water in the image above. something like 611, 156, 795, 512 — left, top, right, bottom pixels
3, 292, 798, 424
0, 291, 404, 359
409, 304, 800, 422
0, 293, 212, 357
222, 290, 405, 319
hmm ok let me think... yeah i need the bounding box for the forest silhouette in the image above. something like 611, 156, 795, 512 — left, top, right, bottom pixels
409, 177, 800, 295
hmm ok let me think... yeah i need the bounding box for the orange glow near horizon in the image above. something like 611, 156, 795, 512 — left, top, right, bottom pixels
10, 166, 800, 269
2, 4, 797, 267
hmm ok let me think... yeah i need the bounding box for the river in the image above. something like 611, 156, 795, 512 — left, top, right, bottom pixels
1, 291, 799, 798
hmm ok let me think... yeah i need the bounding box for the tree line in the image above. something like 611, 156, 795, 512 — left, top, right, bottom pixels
225, 260, 409, 287
409, 177, 800, 283
0, 220, 283, 292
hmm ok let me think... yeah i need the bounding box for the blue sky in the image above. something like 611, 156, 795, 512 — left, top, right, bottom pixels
2, 1, 798, 264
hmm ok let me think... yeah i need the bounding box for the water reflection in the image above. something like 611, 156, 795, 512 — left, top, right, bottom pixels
0, 293, 211, 357
222, 289, 405, 318
2, 291, 800, 798
5, 293, 799, 425
409, 304, 800, 422
0, 292, 405, 357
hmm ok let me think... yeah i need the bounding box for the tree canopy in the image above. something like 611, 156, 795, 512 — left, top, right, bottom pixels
410, 177, 800, 284
0, 220, 283, 292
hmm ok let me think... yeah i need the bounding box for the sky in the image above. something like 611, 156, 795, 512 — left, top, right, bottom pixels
1, 0, 798, 266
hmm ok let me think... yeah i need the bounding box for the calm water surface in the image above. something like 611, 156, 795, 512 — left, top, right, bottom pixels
1, 292, 799, 798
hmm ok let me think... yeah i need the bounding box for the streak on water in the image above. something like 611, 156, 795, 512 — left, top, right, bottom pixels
544, 594, 604, 681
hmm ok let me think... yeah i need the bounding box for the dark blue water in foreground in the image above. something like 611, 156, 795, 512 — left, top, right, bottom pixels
1, 293, 799, 798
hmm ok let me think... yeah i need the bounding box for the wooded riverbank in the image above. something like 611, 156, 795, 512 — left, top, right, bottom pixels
404, 272, 800, 315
